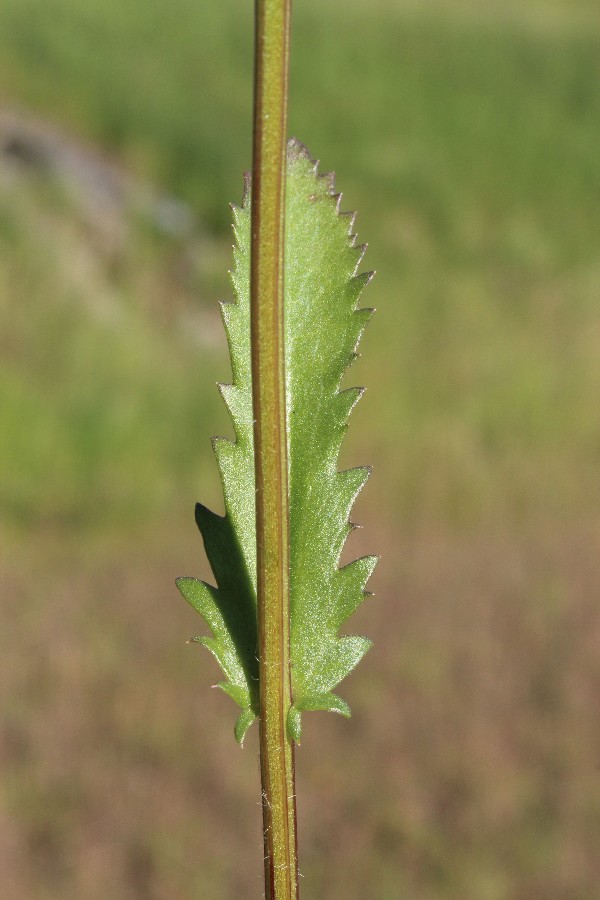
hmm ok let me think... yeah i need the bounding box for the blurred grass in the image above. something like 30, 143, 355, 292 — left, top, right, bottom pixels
0, 173, 227, 530
1, 0, 599, 531
1, 0, 600, 897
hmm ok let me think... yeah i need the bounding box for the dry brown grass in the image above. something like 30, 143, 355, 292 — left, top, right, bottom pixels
2, 514, 599, 899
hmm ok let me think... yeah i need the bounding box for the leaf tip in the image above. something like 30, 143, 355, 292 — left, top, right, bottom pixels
287, 136, 317, 169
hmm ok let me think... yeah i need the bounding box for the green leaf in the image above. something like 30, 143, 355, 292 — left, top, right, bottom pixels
178, 139, 376, 743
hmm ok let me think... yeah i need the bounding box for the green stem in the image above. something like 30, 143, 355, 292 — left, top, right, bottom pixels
251, 1, 298, 899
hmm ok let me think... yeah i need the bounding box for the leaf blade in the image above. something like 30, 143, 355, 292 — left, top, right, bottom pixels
178, 140, 376, 742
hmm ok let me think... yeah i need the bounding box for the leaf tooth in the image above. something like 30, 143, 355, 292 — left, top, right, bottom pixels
335, 385, 365, 423
348, 303, 374, 344
296, 691, 352, 716
338, 208, 357, 236
335, 634, 372, 672
316, 693, 351, 718
177, 581, 247, 692
217, 381, 233, 399
176, 576, 220, 629
330, 322, 370, 388
337, 520, 360, 556
331, 555, 379, 625
230, 203, 243, 229
231, 240, 246, 269
228, 272, 242, 300
331, 195, 364, 235
338, 553, 378, 589
213, 435, 244, 486
317, 389, 364, 459
332, 466, 372, 540
330, 191, 354, 224
201, 639, 243, 695
337, 463, 372, 496
338, 382, 365, 401
298, 692, 351, 719
211, 433, 235, 453
217, 383, 241, 431
287, 692, 352, 744
220, 309, 247, 354
319, 172, 336, 193
342, 272, 371, 312
353, 269, 375, 290
234, 708, 257, 746
350, 242, 368, 275
220, 303, 251, 384
220, 292, 247, 322
218, 682, 251, 708
311, 636, 372, 693
219, 298, 234, 333
287, 136, 318, 170
217, 383, 252, 436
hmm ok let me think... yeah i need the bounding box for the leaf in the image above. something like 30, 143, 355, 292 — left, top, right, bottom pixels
177, 139, 376, 743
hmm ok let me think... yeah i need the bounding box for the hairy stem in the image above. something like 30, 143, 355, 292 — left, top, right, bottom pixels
251, 1, 298, 898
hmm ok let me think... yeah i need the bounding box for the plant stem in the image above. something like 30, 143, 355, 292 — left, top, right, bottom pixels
251, 1, 297, 899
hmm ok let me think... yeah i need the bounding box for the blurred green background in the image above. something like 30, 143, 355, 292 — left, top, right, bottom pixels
1, 0, 600, 896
